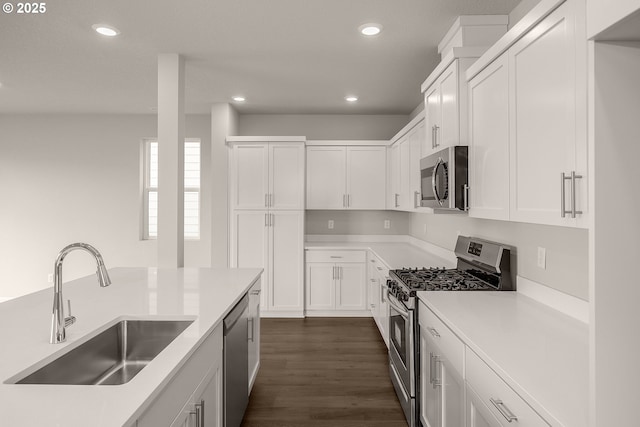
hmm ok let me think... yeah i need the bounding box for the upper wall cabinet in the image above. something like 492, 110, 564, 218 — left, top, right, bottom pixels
468, 54, 510, 221
389, 116, 426, 212
229, 138, 305, 211
466, 0, 588, 228
307, 143, 387, 210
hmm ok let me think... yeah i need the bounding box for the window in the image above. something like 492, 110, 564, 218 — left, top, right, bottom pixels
143, 139, 201, 239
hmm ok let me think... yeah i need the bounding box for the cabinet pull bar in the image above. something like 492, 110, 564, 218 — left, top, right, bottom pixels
395, 193, 399, 208
429, 352, 441, 387
489, 398, 518, 423
265, 213, 268, 227
463, 184, 470, 211
431, 126, 436, 149
248, 317, 254, 342
330, 256, 343, 259
571, 171, 583, 218
427, 326, 440, 338
265, 193, 268, 208
434, 125, 439, 147
250, 289, 261, 295
561, 173, 570, 218
269, 193, 273, 207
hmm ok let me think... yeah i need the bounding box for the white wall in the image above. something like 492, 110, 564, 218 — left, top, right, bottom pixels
239, 114, 409, 140
0, 114, 212, 298
306, 211, 410, 236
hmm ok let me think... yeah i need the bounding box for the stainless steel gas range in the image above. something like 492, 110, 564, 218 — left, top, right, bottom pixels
387, 235, 513, 427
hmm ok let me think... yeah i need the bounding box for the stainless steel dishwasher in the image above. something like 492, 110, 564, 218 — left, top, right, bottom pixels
224, 294, 249, 427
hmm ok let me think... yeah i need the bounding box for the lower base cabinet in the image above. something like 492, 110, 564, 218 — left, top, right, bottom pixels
136, 324, 224, 427
368, 254, 389, 347
305, 250, 367, 315
248, 280, 261, 392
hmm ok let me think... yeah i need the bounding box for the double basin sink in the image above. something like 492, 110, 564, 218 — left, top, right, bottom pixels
13, 319, 194, 385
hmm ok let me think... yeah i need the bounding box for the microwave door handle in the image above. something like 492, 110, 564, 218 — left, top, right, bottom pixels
432, 157, 444, 206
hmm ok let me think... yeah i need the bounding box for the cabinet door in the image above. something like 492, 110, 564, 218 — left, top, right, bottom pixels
269, 143, 305, 210
198, 366, 223, 427
424, 85, 441, 158
410, 124, 425, 211
509, 2, 581, 226
306, 263, 335, 310
269, 211, 304, 311
438, 61, 460, 149
398, 137, 412, 211
306, 146, 346, 209
466, 384, 503, 427
389, 143, 401, 209
346, 146, 386, 209
469, 54, 510, 221
336, 263, 366, 310
248, 281, 261, 393
231, 144, 269, 210
440, 356, 464, 427
230, 211, 269, 309
420, 325, 442, 427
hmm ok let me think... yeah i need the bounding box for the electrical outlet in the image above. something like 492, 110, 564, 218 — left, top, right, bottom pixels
328, 220, 334, 229
537, 247, 546, 269
47, 273, 53, 283
384, 220, 390, 229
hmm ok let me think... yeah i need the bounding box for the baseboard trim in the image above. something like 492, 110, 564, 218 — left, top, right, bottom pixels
260, 311, 305, 318
305, 310, 373, 317
517, 275, 589, 323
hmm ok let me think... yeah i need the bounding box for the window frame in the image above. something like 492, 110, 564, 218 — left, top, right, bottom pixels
141, 138, 201, 241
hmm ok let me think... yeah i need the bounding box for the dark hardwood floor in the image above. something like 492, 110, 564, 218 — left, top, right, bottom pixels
241, 317, 408, 427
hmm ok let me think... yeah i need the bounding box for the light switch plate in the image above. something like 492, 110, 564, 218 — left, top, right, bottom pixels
537, 247, 546, 269
384, 220, 390, 229
328, 220, 334, 229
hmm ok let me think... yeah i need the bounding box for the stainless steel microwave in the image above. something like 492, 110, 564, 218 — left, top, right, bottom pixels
420, 146, 469, 211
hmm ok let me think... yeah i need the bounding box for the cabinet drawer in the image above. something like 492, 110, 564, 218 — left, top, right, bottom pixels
466, 349, 550, 426
418, 302, 464, 377
368, 253, 390, 277
306, 250, 366, 263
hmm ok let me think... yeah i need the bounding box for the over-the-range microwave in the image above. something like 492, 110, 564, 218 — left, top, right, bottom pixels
420, 146, 469, 211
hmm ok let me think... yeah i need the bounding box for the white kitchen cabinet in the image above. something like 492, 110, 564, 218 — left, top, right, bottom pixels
368, 254, 389, 347
465, 383, 504, 427
508, 0, 588, 227
247, 279, 261, 392
230, 210, 304, 317
138, 326, 223, 427
466, 349, 549, 426
422, 58, 475, 159
389, 116, 428, 212
468, 53, 510, 221
307, 145, 386, 210
305, 250, 367, 315
419, 302, 465, 427
229, 140, 305, 211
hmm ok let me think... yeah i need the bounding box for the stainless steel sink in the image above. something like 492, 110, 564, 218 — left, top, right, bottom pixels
15, 319, 194, 385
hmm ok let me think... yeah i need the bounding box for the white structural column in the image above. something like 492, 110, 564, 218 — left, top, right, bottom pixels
211, 103, 238, 268
157, 54, 185, 267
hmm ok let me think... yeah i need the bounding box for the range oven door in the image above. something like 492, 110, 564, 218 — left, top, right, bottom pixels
388, 293, 416, 426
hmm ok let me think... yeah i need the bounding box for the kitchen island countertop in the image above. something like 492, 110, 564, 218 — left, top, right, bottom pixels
0, 266, 262, 427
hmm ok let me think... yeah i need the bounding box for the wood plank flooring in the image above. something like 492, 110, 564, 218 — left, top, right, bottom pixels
241, 318, 408, 427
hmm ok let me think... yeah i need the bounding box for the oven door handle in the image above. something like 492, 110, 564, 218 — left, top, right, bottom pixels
387, 294, 410, 319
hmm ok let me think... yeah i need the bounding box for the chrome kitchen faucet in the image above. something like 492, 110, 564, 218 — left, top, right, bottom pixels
50, 243, 111, 344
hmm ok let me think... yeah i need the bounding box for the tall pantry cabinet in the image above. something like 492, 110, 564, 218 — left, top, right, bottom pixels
228, 137, 306, 317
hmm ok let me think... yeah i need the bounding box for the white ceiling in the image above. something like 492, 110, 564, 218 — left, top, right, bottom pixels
0, 0, 519, 115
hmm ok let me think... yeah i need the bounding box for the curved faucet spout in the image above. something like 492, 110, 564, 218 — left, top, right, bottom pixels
51, 243, 111, 344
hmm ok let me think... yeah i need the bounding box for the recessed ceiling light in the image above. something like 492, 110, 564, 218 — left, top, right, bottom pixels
359, 23, 382, 36
232, 96, 246, 102
92, 24, 120, 37
345, 96, 358, 103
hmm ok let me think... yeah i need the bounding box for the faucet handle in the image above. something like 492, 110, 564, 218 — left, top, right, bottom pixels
65, 299, 76, 327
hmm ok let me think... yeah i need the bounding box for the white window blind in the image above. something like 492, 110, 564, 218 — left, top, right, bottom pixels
143, 139, 200, 240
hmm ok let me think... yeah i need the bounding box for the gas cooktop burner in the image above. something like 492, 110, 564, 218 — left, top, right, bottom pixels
392, 267, 494, 291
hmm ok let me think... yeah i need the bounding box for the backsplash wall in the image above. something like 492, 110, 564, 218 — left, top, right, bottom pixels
409, 213, 589, 301
306, 211, 410, 236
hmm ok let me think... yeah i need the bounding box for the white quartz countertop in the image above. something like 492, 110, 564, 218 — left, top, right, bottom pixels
305, 240, 455, 270
418, 291, 588, 427
0, 267, 262, 427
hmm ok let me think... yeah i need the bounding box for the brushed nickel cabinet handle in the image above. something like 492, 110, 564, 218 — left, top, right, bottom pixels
571, 171, 583, 218
490, 398, 518, 423
427, 327, 440, 338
